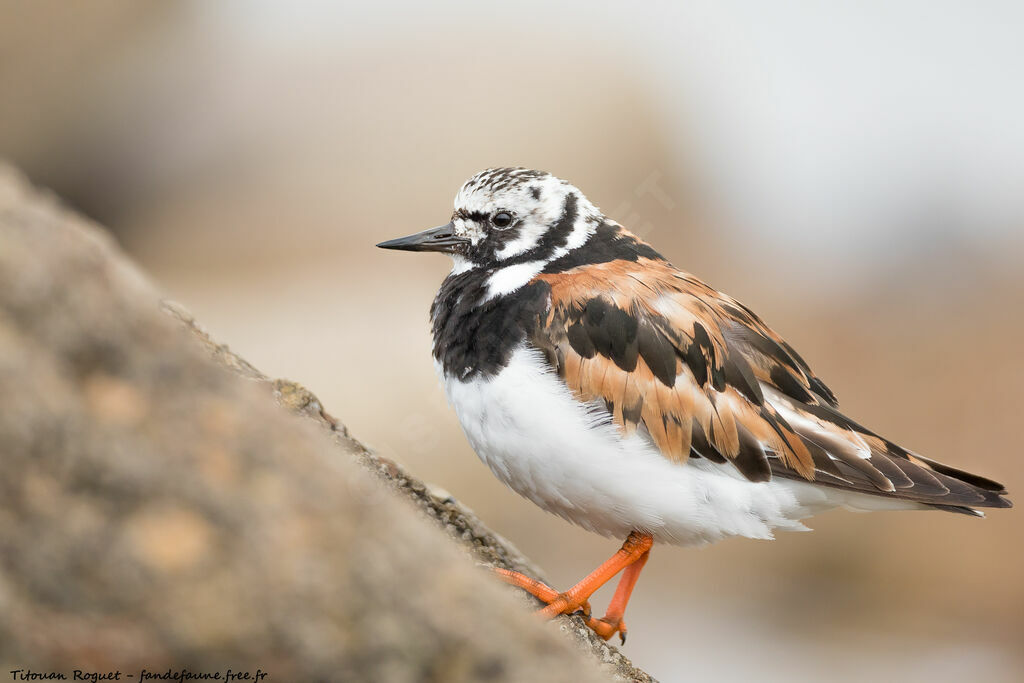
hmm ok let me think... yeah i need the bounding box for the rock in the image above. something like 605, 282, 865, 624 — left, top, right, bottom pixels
0, 163, 655, 682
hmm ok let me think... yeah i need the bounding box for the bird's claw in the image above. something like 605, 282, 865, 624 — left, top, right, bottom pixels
571, 600, 592, 618
587, 616, 627, 644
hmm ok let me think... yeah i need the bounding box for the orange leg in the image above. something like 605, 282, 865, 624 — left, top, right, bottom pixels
492, 567, 591, 616
586, 548, 650, 643
493, 531, 653, 643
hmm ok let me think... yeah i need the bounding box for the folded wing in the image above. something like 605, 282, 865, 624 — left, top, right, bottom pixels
530, 255, 1010, 514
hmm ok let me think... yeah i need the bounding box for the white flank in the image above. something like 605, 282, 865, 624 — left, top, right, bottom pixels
435, 345, 904, 547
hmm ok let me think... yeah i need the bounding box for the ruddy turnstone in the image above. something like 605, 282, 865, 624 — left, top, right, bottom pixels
377, 167, 1011, 643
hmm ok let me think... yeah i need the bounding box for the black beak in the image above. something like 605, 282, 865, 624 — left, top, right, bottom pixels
376, 222, 469, 253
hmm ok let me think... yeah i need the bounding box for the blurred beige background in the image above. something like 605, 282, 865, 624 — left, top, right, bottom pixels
3, 2, 1022, 681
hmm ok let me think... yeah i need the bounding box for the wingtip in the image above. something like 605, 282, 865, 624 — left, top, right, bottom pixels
980, 491, 1013, 510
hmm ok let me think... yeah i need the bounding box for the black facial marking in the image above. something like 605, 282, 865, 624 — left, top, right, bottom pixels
457, 209, 490, 224
534, 193, 577, 252
530, 186, 541, 200
543, 222, 665, 273
496, 192, 579, 267
431, 269, 551, 379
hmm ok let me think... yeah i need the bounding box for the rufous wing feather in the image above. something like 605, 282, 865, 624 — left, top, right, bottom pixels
529, 248, 1010, 513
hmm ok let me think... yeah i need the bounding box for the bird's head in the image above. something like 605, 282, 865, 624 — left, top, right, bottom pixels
377, 168, 602, 271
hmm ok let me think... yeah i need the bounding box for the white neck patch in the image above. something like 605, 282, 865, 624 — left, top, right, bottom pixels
484, 260, 546, 300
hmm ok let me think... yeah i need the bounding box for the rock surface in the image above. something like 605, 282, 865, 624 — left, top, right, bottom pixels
0, 164, 654, 682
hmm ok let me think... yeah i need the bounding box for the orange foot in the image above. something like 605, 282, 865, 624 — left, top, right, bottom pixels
492, 531, 653, 644
589, 615, 628, 644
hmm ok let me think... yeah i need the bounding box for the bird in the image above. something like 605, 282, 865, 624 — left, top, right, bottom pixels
377, 167, 1011, 644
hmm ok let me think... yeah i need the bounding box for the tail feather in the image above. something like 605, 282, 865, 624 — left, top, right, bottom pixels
765, 388, 1011, 515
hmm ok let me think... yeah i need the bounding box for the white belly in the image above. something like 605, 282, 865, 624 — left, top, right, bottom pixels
437, 345, 851, 546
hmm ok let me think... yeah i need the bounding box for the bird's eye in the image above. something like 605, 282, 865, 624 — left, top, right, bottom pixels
491, 211, 514, 229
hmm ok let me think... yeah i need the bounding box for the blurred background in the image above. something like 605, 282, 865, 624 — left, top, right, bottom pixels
3, 1, 1022, 680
